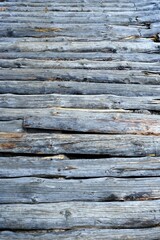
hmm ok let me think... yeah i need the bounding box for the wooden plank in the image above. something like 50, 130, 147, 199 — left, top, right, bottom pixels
0, 155, 160, 178
0, 177, 160, 203
23, 110, 160, 134
0, 133, 159, 156
1, 228, 160, 240
1, 94, 160, 111
0, 201, 160, 229
1, 81, 160, 96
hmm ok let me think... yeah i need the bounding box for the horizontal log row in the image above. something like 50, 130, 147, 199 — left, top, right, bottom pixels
0, 23, 144, 40
1, 40, 159, 53
0, 69, 159, 84
0, 15, 159, 25
1, 81, 160, 96
3, 108, 160, 135
23, 110, 160, 134
1, 94, 160, 110
0, 201, 160, 229
1, 5, 159, 12
0, 155, 160, 178
0, 108, 132, 121
0, 177, 160, 203
0, 228, 160, 240
1, 59, 160, 71
0, 133, 159, 156
1, 1, 158, 8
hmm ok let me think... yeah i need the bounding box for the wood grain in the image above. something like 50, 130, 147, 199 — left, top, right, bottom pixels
0, 201, 160, 230
1, 228, 160, 240
0, 133, 159, 156
0, 155, 160, 178
0, 177, 160, 203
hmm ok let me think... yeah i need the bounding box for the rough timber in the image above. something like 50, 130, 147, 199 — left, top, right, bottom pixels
0, 0, 160, 239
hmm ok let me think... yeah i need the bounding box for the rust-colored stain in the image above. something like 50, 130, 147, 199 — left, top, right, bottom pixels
0, 143, 16, 149
0, 133, 24, 139
0, 7, 7, 11
35, 27, 62, 32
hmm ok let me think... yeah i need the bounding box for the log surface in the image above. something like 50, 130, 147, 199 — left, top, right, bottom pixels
0, 0, 160, 238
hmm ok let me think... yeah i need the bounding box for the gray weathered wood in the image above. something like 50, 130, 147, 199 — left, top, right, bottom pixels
0, 59, 160, 71
0, 52, 159, 63
0, 120, 23, 133
23, 110, 160, 134
0, 155, 160, 178
0, 133, 160, 156
0, 40, 159, 53
1, 81, 160, 96
0, 177, 160, 203
0, 108, 131, 121
1, 228, 160, 240
0, 68, 159, 84
0, 201, 160, 229
1, 94, 160, 111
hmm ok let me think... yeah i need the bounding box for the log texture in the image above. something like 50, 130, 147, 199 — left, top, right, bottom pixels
23, 110, 160, 134
0, 0, 160, 237
0, 177, 160, 203
0, 201, 160, 230
1, 228, 160, 240
1, 82, 160, 96
1, 94, 160, 110
0, 155, 160, 178
0, 133, 160, 156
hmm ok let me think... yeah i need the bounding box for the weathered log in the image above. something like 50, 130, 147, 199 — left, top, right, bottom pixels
0, 120, 23, 133
0, 59, 160, 71
0, 23, 142, 39
0, 201, 160, 229
0, 133, 159, 156
0, 40, 158, 53
23, 110, 160, 134
0, 51, 159, 63
0, 108, 131, 121
0, 177, 160, 203
1, 94, 160, 111
0, 155, 160, 178
1, 81, 160, 96
0, 68, 159, 84
1, 228, 160, 240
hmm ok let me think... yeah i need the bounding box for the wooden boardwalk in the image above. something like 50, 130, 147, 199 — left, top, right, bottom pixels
0, 0, 160, 239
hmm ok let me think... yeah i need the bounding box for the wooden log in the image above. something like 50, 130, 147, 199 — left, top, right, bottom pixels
0, 108, 131, 121
0, 133, 159, 156
0, 40, 158, 53
1, 228, 160, 240
23, 110, 160, 135
0, 177, 160, 203
1, 81, 160, 96
0, 68, 159, 84
1, 49, 160, 63
1, 94, 160, 111
0, 200, 160, 229
0, 59, 160, 71
0, 5, 158, 12
0, 155, 160, 178
0, 120, 23, 133
0, 23, 142, 39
